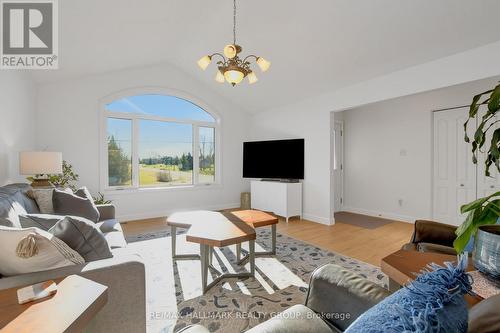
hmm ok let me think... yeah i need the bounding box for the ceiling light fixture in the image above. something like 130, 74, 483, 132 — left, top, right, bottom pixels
197, 0, 270, 86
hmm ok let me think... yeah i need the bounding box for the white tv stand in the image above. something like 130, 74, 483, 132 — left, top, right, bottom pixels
250, 180, 302, 223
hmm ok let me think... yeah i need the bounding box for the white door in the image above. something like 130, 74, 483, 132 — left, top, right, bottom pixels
477, 105, 500, 197
433, 108, 476, 226
333, 121, 344, 212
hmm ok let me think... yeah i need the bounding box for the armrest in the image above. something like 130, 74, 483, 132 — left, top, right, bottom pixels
305, 264, 390, 331
417, 242, 457, 255
411, 220, 457, 247
0, 255, 146, 333
96, 204, 116, 221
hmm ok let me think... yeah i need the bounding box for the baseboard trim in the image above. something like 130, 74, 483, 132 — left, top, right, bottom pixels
117, 202, 241, 222
340, 207, 416, 223
302, 213, 333, 225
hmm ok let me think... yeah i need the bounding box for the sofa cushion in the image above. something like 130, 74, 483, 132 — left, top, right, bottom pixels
53, 188, 100, 222
103, 231, 127, 249
49, 216, 112, 261
96, 219, 123, 233
19, 213, 65, 231
0, 184, 40, 228
0, 225, 84, 277
468, 294, 500, 333
345, 255, 471, 333
95, 219, 126, 248
246, 304, 333, 333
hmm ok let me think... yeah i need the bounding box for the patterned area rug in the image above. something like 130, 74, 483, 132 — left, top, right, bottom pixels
125, 227, 388, 333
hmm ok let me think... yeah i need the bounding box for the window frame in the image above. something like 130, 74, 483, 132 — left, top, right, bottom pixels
99, 87, 222, 193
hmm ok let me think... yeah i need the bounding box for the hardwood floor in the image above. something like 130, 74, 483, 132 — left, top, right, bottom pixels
122, 212, 414, 267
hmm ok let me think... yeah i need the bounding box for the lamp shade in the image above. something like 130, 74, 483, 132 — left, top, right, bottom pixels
19, 152, 63, 175
224, 70, 245, 85
215, 70, 225, 83
197, 55, 212, 70
256, 57, 271, 72
247, 71, 258, 84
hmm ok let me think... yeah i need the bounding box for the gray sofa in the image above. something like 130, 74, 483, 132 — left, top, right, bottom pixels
0, 184, 146, 333
180, 264, 500, 333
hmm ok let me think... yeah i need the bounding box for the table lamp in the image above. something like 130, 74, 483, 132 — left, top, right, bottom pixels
19, 152, 63, 187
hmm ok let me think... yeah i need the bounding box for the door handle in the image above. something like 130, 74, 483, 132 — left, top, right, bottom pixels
490, 185, 495, 189
460, 184, 464, 187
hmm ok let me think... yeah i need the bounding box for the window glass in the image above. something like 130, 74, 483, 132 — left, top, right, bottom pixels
107, 118, 132, 186
198, 127, 216, 183
106, 94, 215, 122
139, 120, 193, 186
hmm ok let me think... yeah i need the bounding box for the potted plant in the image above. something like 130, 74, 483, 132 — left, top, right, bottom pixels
456, 82, 500, 278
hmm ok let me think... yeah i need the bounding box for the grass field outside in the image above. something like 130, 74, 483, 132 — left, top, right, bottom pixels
139, 164, 214, 186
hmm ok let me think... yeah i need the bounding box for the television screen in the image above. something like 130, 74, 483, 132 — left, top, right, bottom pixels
243, 139, 304, 179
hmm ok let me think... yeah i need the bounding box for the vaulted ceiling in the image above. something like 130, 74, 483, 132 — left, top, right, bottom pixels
32, 0, 500, 113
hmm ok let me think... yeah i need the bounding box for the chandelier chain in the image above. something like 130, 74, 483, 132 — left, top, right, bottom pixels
233, 0, 237, 45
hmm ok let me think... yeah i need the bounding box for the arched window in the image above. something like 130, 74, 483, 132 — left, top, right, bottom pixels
101, 92, 219, 190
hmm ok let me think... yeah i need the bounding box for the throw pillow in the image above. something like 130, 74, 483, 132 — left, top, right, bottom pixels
27, 188, 55, 214
28, 188, 72, 214
19, 213, 65, 231
49, 216, 112, 262
345, 255, 471, 333
0, 225, 84, 277
52, 188, 100, 222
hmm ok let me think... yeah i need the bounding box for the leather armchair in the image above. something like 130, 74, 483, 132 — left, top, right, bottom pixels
402, 219, 458, 255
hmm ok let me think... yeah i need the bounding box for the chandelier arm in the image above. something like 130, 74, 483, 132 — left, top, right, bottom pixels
242, 55, 259, 63
210, 53, 227, 62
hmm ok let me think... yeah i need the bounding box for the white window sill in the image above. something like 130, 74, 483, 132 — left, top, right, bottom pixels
102, 183, 223, 195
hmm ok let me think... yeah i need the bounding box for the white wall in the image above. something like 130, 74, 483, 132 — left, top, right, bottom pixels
0, 72, 36, 185
249, 110, 332, 225
341, 76, 500, 222
36, 63, 251, 221
249, 42, 500, 225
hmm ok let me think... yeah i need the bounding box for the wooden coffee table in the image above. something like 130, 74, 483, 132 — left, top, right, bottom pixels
381, 250, 483, 307
167, 210, 257, 293
0, 275, 107, 332
230, 210, 279, 265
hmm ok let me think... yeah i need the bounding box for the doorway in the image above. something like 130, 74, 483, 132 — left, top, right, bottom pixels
333, 121, 344, 212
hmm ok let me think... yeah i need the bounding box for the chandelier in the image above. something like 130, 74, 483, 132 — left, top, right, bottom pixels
197, 0, 270, 86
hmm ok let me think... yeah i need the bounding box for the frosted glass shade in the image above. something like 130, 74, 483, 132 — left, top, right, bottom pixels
223, 44, 237, 58
19, 152, 62, 175
224, 70, 244, 85
256, 57, 271, 72
197, 55, 211, 70
248, 71, 258, 84
215, 70, 225, 83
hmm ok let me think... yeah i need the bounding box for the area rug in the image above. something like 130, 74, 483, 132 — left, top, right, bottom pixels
334, 211, 394, 229
125, 227, 388, 333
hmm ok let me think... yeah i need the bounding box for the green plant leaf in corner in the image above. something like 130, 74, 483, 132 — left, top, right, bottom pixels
454, 209, 479, 253
488, 83, 500, 112
460, 191, 500, 214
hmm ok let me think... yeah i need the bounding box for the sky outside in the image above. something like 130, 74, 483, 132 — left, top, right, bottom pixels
106, 95, 215, 159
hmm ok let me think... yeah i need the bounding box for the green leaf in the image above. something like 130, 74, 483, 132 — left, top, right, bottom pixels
488, 83, 500, 112
460, 191, 500, 213
453, 225, 474, 254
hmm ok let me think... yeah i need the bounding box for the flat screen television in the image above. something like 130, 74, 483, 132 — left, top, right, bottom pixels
243, 139, 304, 180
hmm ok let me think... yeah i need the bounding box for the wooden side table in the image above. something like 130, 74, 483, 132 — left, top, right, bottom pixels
230, 210, 279, 265
381, 250, 483, 307
0, 275, 108, 333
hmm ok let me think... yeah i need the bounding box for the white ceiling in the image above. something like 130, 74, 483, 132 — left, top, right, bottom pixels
32, 0, 500, 113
